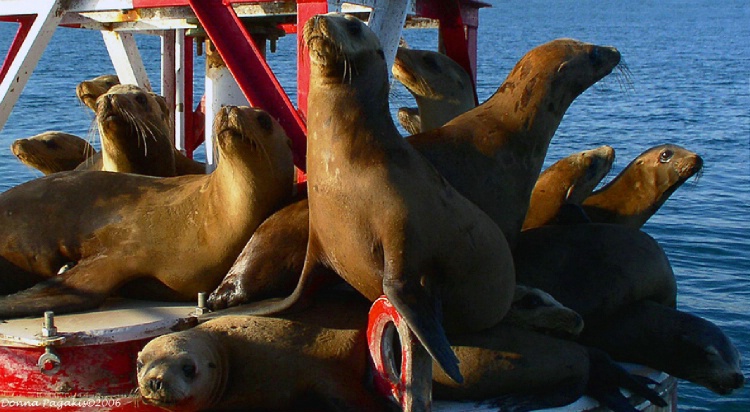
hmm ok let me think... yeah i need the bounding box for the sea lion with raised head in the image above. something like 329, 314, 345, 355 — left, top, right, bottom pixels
392, 47, 476, 133
0, 106, 295, 318
581, 144, 703, 228
581, 300, 744, 395
522, 145, 615, 230
11, 131, 96, 175
227, 13, 515, 384
407, 38, 622, 249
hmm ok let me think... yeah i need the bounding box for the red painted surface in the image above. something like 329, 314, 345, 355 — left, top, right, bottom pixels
0, 15, 36, 84
188, 0, 308, 172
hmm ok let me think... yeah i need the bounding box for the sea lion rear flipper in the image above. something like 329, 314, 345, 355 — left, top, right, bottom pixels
0, 276, 106, 319
384, 277, 463, 384
584, 347, 667, 411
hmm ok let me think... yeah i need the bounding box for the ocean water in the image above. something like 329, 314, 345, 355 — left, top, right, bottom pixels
0, 0, 748, 410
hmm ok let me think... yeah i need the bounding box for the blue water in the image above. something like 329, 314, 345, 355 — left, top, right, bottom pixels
0, 0, 748, 409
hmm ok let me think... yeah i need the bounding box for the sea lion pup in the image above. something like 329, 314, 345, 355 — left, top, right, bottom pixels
11, 131, 96, 175
514, 223, 677, 328
582, 144, 703, 228
0, 106, 295, 318
522, 145, 615, 230
138, 292, 391, 412
406, 38, 621, 249
392, 47, 476, 133
581, 300, 745, 396
95, 83, 177, 177
76, 74, 120, 111
235, 13, 515, 383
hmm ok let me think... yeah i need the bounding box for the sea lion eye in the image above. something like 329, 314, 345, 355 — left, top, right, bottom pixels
257, 113, 273, 131
182, 364, 196, 379
135, 94, 148, 106
136, 360, 143, 372
346, 20, 362, 36
659, 149, 674, 163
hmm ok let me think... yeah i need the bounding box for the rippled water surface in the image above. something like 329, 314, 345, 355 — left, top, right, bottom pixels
0, 0, 748, 409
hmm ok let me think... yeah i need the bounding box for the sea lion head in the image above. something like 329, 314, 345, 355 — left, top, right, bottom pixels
563, 145, 616, 203
504, 285, 584, 338
392, 48, 473, 105
397, 107, 422, 135
303, 13, 385, 84
77, 74, 120, 111
95, 84, 174, 175
138, 331, 228, 410
673, 315, 744, 395
213, 106, 294, 181
635, 144, 703, 200
11, 131, 95, 175
498, 38, 621, 117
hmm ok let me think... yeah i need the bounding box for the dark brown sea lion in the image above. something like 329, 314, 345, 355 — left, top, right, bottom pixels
407, 38, 622, 249
522, 145, 615, 230
582, 144, 703, 228
514, 223, 677, 328
581, 300, 745, 395
392, 47, 476, 132
76, 74, 120, 111
0, 106, 295, 318
230, 13, 515, 384
95, 83, 177, 177
11, 131, 96, 175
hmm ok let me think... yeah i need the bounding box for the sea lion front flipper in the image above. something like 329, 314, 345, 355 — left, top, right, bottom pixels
383, 276, 463, 384
584, 347, 667, 411
0, 276, 107, 319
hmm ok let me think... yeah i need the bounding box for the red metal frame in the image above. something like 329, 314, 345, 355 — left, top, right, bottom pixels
0, 15, 36, 84
187, 0, 308, 172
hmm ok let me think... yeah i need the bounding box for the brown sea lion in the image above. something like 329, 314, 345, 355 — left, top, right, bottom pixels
407, 38, 622, 249
397, 107, 421, 135
10, 131, 96, 175
582, 144, 703, 228
76, 74, 120, 111
0, 106, 295, 317
138, 292, 389, 412
229, 13, 514, 383
392, 47, 476, 132
94, 83, 177, 177
514, 223, 677, 328
522, 145, 615, 230
581, 300, 745, 395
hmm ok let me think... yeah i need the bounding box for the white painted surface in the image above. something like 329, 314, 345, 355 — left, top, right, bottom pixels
102, 31, 152, 90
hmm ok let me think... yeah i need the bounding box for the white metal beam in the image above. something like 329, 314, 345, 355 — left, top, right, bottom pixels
102, 31, 152, 90
0, 0, 65, 132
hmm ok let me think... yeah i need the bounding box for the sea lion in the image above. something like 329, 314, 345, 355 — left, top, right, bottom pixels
76, 74, 120, 111
0, 106, 295, 317
10, 131, 96, 175
397, 107, 421, 135
94, 83, 177, 177
581, 300, 745, 395
76, 81, 206, 176
233, 13, 515, 384
143, 291, 663, 411
582, 144, 703, 228
522, 145, 615, 230
406, 38, 622, 249
514, 223, 677, 328
138, 292, 390, 412
392, 47, 476, 132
